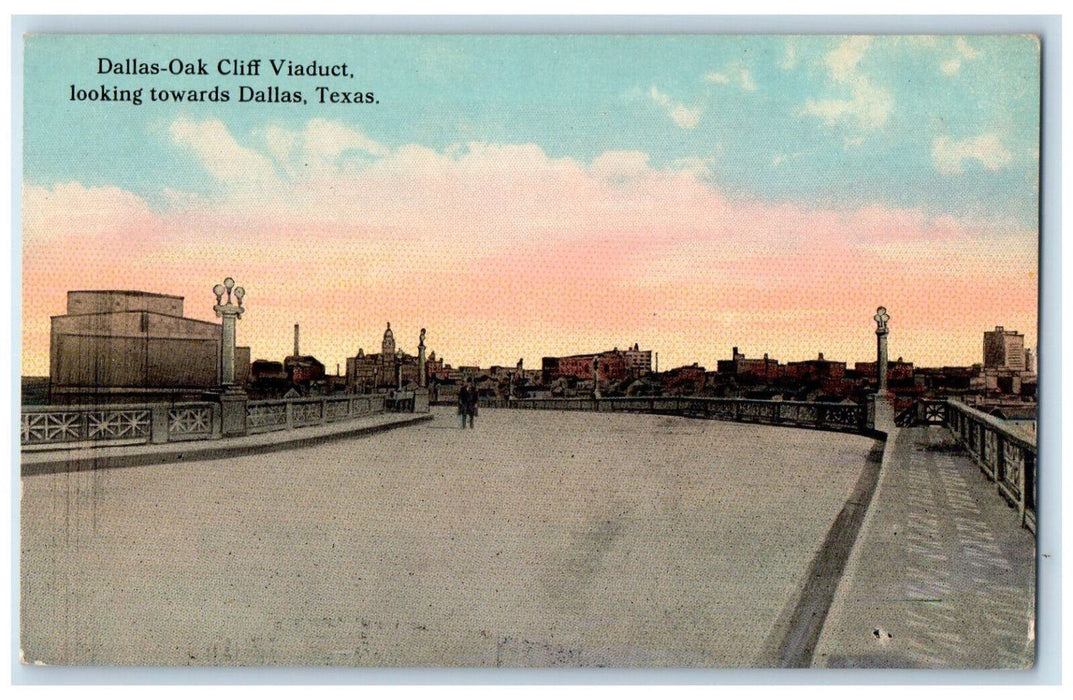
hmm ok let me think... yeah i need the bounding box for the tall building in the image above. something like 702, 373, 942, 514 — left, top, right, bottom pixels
622, 343, 653, 376
983, 326, 1026, 371
49, 289, 249, 404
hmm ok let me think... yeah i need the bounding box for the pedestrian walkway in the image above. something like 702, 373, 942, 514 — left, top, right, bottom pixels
21, 411, 433, 476
813, 423, 1036, 669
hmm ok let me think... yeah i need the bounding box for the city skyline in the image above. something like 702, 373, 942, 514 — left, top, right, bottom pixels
22, 35, 1039, 374
22, 287, 1036, 378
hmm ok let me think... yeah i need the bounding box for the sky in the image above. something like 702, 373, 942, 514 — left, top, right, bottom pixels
21, 34, 1040, 375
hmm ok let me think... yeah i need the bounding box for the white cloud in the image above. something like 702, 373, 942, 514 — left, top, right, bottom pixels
956, 37, 982, 59
941, 59, 962, 76
590, 150, 651, 181
772, 152, 805, 167
801, 37, 892, 132
671, 156, 717, 178
740, 69, 757, 92
780, 39, 798, 71
932, 133, 1014, 175
826, 36, 871, 82
940, 38, 982, 77
647, 86, 702, 129
169, 116, 277, 185
704, 65, 757, 92
256, 119, 388, 177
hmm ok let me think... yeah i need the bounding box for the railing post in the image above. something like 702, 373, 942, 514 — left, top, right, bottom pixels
1017, 445, 1027, 524
150, 404, 169, 444
285, 400, 295, 429
219, 389, 248, 438
991, 431, 1000, 487
1021, 450, 1033, 527
320, 398, 328, 425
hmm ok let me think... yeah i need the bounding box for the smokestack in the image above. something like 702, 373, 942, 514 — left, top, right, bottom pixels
294, 324, 300, 357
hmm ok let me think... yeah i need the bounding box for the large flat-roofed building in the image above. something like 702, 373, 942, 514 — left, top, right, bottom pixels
716, 347, 782, 380
49, 290, 248, 404
983, 326, 1026, 371
541, 345, 651, 385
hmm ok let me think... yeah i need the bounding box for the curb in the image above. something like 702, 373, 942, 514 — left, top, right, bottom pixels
21, 413, 434, 477
808, 411, 901, 667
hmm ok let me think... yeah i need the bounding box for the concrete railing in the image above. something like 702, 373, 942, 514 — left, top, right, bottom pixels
894, 398, 947, 427
479, 396, 874, 435
21, 394, 388, 450
21, 401, 220, 449
245, 394, 386, 435
944, 399, 1037, 533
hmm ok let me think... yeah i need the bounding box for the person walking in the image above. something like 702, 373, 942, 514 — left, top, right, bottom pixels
457, 383, 470, 429
465, 382, 479, 429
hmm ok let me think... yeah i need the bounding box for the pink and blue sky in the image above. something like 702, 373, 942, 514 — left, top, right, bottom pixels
22, 35, 1039, 374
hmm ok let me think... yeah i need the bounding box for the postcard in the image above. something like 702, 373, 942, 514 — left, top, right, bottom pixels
19, 33, 1039, 668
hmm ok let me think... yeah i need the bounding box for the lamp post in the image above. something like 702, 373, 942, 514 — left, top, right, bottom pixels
418, 328, 427, 388
593, 356, 601, 400
213, 277, 247, 437
874, 306, 890, 396
213, 277, 245, 386
395, 349, 403, 391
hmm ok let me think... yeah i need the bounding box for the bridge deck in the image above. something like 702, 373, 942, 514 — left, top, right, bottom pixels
814, 424, 1036, 669
21, 407, 877, 667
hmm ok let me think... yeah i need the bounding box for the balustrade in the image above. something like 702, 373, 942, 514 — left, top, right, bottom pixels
482, 396, 871, 435
23, 394, 388, 449
943, 399, 1037, 533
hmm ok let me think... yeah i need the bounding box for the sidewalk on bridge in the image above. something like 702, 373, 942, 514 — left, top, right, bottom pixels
21, 411, 433, 477
813, 417, 1036, 668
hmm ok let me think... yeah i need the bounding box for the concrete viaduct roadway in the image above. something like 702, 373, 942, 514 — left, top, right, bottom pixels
19, 406, 1034, 669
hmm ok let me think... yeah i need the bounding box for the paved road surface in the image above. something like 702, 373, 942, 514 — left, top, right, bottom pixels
22, 407, 876, 666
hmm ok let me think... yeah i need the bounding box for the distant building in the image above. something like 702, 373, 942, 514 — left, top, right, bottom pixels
983, 326, 1026, 371
622, 344, 653, 376
541, 345, 650, 385
717, 347, 782, 380
250, 359, 286, 381
915, 365, 981, 394
345, 322, 422, 391
784, 352, 848, 396
854, 357, 914, 383
977, 327, 1035, 398
784, 352, 846, 382
661, 363, 707, 395
283, 324, 326, 387
1025, 347, 1037, 374
48, 289, 248, 404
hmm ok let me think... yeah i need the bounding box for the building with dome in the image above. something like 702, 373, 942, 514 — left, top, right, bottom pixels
344, 322, 423, 392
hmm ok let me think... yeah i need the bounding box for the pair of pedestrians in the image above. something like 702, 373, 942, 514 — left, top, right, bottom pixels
457, 383, 479, 429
